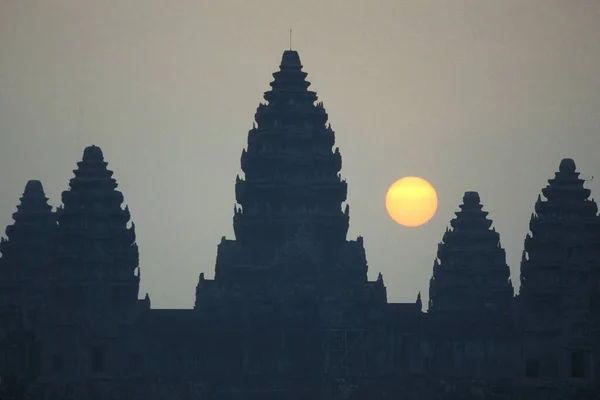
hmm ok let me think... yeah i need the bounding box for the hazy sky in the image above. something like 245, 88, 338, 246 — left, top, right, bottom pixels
1, 1, 599, 309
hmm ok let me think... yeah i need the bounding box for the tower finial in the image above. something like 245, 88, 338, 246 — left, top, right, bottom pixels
289, 29, 292, 50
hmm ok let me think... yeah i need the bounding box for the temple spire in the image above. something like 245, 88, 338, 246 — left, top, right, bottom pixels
234, 50, 348, 250
197, 50, 369, 307
533, 158, 595, 216
428, 191, 513, 314
56, 146, 139, 283
0, 180, 56, 274
520, 158, 598, 315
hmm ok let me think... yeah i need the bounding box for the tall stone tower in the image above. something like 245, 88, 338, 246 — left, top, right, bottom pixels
40, 146, 141, 382
196, 51, 380, 306
519, 158, 598, 313
518, 158, 599, 381
193, 51, 386, 394
54, 145, 139, 306
234, 50, 348, 251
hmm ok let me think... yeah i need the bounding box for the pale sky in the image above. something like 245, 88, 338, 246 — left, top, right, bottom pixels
1, 1, 599, 309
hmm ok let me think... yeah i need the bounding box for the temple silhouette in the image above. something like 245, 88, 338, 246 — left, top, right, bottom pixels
0, 50, 599, 399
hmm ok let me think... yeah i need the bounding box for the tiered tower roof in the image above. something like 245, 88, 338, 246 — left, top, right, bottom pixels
55, 145, 139, 281
234, 50, 349, 255
429, 191, 514, 314
0, 180, 56, 276
198, 50, 376, 312
519, 158, 600, 314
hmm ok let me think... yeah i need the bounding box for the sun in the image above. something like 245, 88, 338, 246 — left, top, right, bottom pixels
385, 177, 438, 227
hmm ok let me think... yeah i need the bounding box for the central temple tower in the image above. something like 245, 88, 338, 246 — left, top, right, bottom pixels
193, 52, 386, 390
195, 50, 379, 307
235, 50, 349, 253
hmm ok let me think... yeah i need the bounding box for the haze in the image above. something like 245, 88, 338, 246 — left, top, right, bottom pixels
1, 0, 599, 309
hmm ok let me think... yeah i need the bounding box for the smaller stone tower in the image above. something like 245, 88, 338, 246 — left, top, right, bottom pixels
0, 180, 55, 380
54, 145, 139, 285
428, 191, 514, 314
40, 146, 141, 383
0, 180, 56, 275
